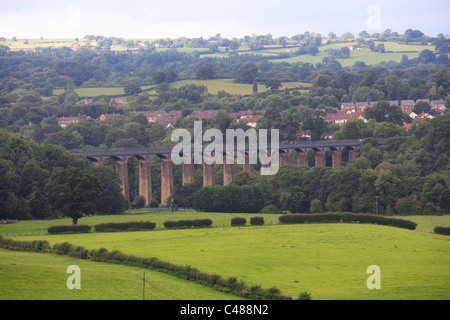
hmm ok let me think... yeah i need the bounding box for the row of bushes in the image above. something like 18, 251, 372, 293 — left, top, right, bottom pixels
47, 217, 268, 234
163, 219, 212, 229
231, 217, 265, 226
47, 222, 157, 234
434, 226, 450, 235
47, 212, 421, 235
0, 236, 292, 300
279, 213, 418, 230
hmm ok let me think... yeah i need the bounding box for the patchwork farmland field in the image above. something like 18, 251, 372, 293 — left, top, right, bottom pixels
271, 41, 436, 67
2, 212, 449, 300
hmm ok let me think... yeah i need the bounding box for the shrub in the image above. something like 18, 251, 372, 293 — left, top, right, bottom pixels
231, 217, 246, 226
32, 240, 51, 253
298, 291, 312, 300
131, 196, 146, 209
47, 225, 91, 235
434, 226, 450, 235
310, 199, 324, 213
250, 217, 264, 226
261, 205, 280, 214
94, 221, 156, 233
149, 199, 159, 208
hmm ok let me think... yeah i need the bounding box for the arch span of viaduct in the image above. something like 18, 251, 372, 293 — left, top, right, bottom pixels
74, 139, 384, 207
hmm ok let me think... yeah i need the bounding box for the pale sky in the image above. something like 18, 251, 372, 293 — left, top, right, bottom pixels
1, 0, 449, 39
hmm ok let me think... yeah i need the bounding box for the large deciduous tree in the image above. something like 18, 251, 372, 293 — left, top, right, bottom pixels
45, 166, 102, 225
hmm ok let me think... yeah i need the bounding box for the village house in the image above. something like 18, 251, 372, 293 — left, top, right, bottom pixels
237, 115, 263, 128
430, 100, 446, 110
416, 98, 430, 105
341, 102, 356, 111
110, 98, 125, 108
324, 110, 366, 125
355, 102, 369, 112
57, 116, 80, 127
401, 100, 416, 114
131, 110, 182, 128
79, 97, 92, 105
99, 113, 119, 121
186, 110, 219, 120
57, 116, 90, 127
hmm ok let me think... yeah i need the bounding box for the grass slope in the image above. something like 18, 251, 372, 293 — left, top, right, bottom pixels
7, 218, 450, 300
0, 248, 241, 300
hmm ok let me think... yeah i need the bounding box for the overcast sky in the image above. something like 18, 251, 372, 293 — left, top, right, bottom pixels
1, 0, 449, 39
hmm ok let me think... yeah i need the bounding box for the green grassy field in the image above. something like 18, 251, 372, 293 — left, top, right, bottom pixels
53, 87, 126, 97
1, 211, 448, 236
170, 78, 268, 95
0, 248, 241, 300
271, 41, 435, 66
2, 212, 449, 300
170, 79, 311, 95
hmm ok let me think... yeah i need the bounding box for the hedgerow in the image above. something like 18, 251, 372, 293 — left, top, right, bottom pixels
163, 219, 212, 229
278, 213, 417, 230
250, 217, 265, 226
434, 226, 450, 235
94, 221, 156, 233
47, 225, 91, 234
231, 217, 247, 226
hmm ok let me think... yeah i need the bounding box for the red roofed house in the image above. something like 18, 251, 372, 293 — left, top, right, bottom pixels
186, 110, 218, 120
401, 100, 415, 114
110, 98, 125, 108
132, 110, 182, 128
99, 114, 119, 121
341, 102, 356, 111
57, 116, 80, 127
355, 102, 369, 112
237, 115, 263, 128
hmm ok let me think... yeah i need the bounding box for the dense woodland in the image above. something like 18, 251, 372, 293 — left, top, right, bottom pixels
0, 30, 449, 221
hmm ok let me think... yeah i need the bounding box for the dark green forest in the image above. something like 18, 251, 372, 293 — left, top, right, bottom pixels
0, 31, 449, 220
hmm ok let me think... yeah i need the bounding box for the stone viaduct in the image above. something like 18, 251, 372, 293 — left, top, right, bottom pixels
74, 139, 383, 206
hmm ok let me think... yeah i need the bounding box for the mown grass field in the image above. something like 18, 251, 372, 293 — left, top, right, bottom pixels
2, 212, 449, 300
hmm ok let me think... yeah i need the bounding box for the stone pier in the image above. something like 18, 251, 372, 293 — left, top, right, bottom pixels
280, 151, 290, 166
243, 153, 254, 174
297, 150, 309, 167
182, 155, 195, 185
332, 149, 342, 168
138, 159, 152, 205
348, 148, 358, 162
315, 149, 326, 167
203, 160, 215, 187
161, 157, 174, 206
116, 159, 130, 203
223, 155, 235, 186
